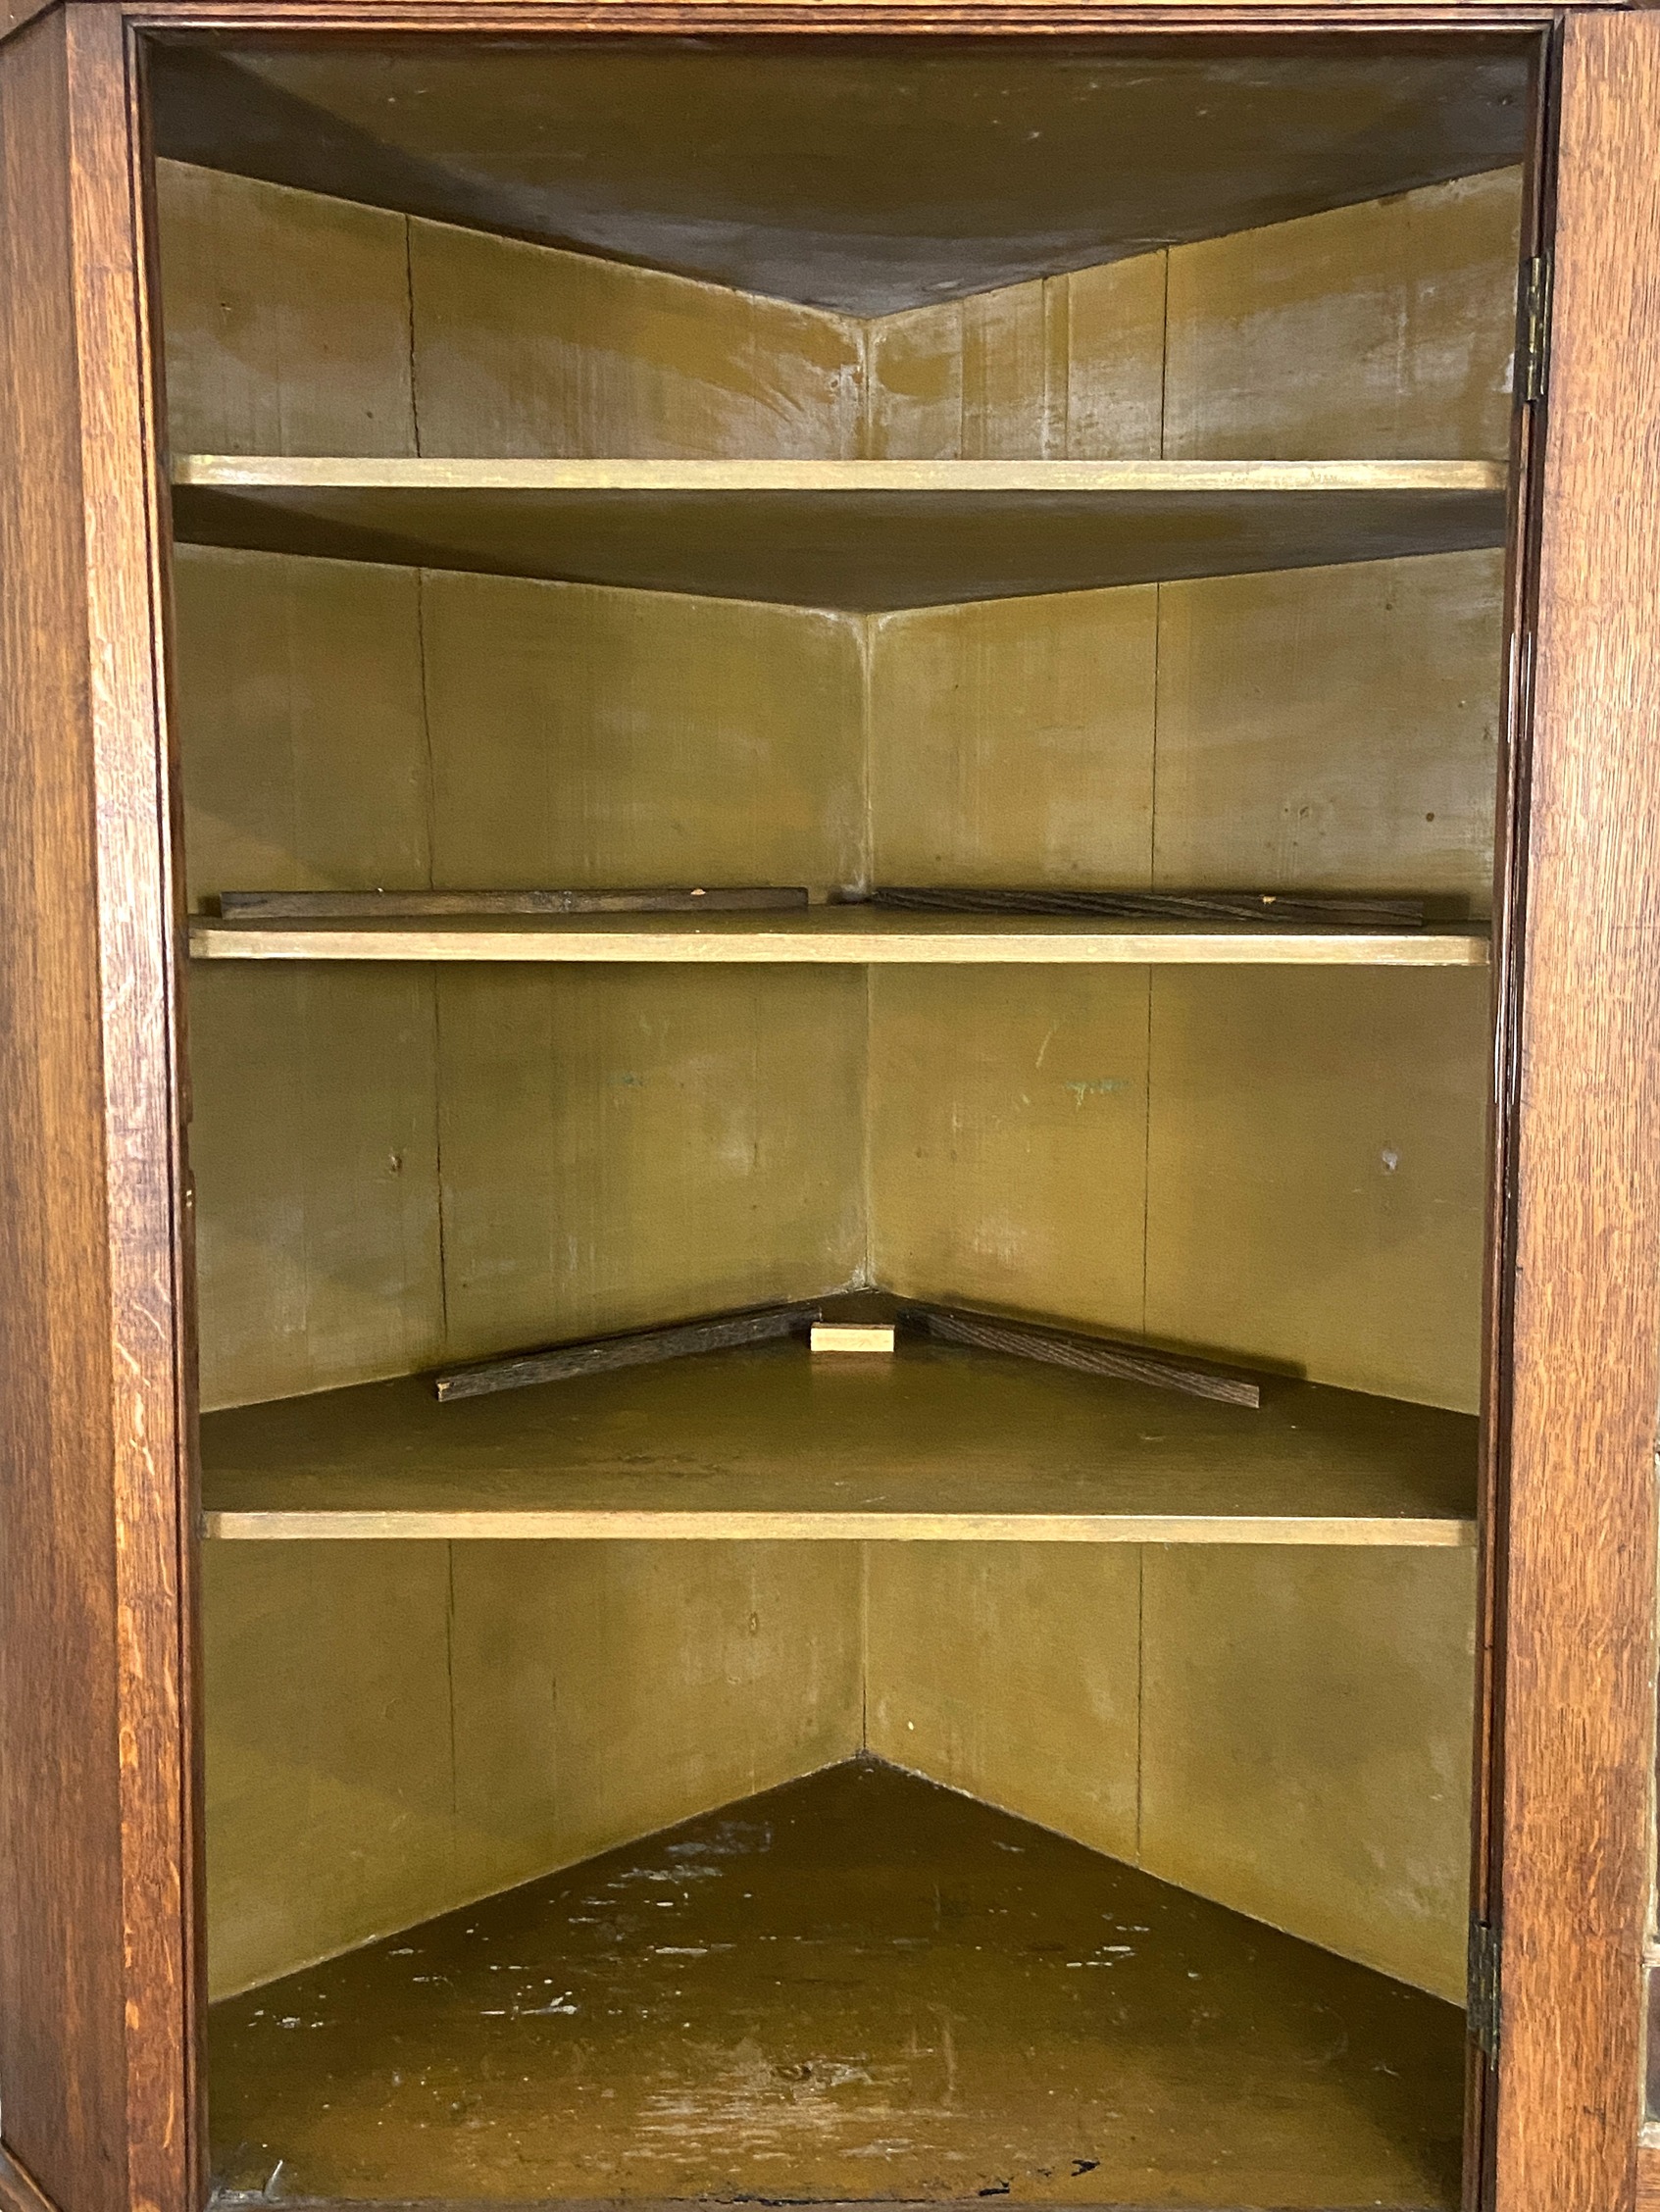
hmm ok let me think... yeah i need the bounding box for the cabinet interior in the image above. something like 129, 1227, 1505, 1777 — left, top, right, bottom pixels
152, 36, 1528, 2207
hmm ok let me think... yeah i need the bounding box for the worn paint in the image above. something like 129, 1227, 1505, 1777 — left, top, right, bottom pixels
208, 1759, 1465, 2203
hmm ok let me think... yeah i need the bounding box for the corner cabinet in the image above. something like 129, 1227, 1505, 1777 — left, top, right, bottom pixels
2, 8, 1658, 2212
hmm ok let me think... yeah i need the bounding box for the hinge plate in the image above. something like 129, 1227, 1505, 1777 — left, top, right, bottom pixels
1522, 254, 1552, 404
1468, 1917, 1501, 2058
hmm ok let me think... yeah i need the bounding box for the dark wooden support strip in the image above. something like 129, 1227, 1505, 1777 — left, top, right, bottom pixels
867, 886, 1426, 928
433, 1302, 823, 1402
910, 1305, 1263, 1408
0, 2144, 64, 2212
218, 886, 810, 920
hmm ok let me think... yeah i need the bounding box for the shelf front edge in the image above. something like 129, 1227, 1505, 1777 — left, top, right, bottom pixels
174, 456, 1511, 495
187, 924, 1490, 968
202, 1508, 1478, 1545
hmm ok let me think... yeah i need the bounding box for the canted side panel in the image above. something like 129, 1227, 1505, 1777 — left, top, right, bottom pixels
872, 615, 1495, 1406
156, 162, 865, 465
156, 161, 417, 457
1144, 968, 1490, 1413
434, 966, 866, 1366
867, 966, 1150, 1335
187, 965, 447, 1411
1138, 1548, 1477, 2002
1154, 550, 1503, 915
419, 571, 866, 898
178, 543, 871, 1990
206, 1540, 863, 1998
409, 217, 863, 461
1164, 165, 1523, 462
173, 547, 867, 912
172, 546, 431, 910
187, 963, 866, 1412
861, 166, 1520, 467
866, 1545, 1475, 2001
862, 251, 1165, 461
865, 1545, 1141, 1866
868, 584, 1157, 889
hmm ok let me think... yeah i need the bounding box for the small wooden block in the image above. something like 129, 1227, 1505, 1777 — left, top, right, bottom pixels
811, 1323, 897, 1355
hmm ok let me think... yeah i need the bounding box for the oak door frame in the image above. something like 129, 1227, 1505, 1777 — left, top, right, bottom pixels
4, 6, 1660, 2212
0, 8, 198, 2212
1488, 13, 1660, 2211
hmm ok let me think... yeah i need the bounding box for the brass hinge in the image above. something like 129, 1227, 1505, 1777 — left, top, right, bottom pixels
1468, 1917, 1501, 2058
1522, 254, 1552, 405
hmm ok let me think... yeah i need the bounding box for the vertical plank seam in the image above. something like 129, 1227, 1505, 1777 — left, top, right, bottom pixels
860, 1542, 871, 1754
1142, 251, 1171, 1341
1142, 585, 1161, 1338
403, 214, 423, 460
860, 612, 876, 899
414, 570, 451, 1358
860, 614, 878, 1293
860, 966, 876, 1293
409, 212, 447, 1363
445, 1541, 459, 1832
856, 313, 873, 461
1159, 244, 1177, 460
1134, 1547, 1146, 1867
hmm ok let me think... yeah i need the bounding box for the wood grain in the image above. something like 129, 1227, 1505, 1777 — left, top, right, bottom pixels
0, 9, 195, 2208
433, 1301, 821, 1401
1490, 17, 1660, 2212
124, 6, 1564, 41
864, 253, 1167, 459
220, 887, 811, 919
913, 1303, 1262, 1407
174, 455, 1508, 495
0, 2145, 62, 2212
0, 0, 56, 39
187, 910, 1488, 965
872, 886, 1426, 927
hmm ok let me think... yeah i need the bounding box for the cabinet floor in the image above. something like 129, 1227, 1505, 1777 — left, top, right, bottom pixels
208, 1758, 1464, 2207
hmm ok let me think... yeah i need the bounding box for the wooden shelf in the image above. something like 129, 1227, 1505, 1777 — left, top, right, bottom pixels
201, 1336, 1476, 1544
207, 1760, 1466, 2208
188, 907, 1488, 968
172, 456, 1509, 609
